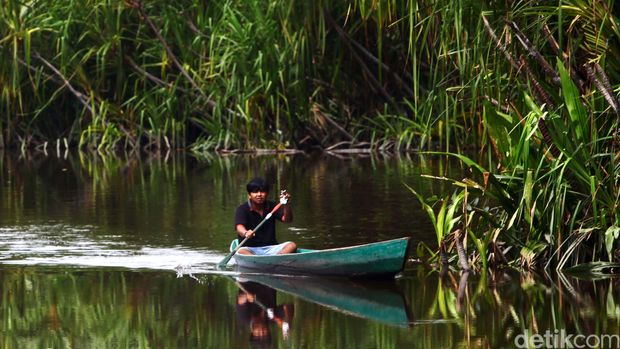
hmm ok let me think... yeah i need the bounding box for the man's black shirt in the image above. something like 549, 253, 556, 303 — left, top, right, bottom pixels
234, 200, 283, 247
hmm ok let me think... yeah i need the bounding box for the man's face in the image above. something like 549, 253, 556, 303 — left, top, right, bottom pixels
248, 190, 268, 205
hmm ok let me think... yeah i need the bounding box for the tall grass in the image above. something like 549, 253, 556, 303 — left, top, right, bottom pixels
1, 0, 618, 266
408, 1, 620, 270
0, 0, 503, 152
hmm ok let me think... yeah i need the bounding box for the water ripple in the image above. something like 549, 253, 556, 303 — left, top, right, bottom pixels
0, 224, 221, 271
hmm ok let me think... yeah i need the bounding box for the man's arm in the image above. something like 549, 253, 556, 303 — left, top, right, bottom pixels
234, 206, 254, 238
280, 204, 293, 223
236, 224, 254, 239
279, 191, 293, 222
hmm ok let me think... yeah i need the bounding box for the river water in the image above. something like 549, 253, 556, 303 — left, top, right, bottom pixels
0, 151, 617, 348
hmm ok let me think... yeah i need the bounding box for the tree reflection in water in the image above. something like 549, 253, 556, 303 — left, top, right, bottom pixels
408, 268, 620, 348
0, 266, 618, 348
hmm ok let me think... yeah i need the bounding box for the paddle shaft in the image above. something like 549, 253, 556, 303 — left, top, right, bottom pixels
217, 202, 283, 267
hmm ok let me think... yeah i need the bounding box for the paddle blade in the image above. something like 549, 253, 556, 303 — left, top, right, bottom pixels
216, 253, 233, 268
217, 237, 247, 268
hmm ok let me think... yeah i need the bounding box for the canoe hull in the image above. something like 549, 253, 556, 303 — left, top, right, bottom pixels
233, 237, 410, 277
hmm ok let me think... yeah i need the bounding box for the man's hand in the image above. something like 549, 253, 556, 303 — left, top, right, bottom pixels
279, 190, 291, 205
244, 229, 255, 239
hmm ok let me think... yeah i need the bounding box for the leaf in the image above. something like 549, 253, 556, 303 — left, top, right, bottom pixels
605, 226, 620, 261
523, 170, 533, 217
483, 100, 513, 158
556, 58, 588, 142
520, 241, 547, 266
404, 183, 439, 243
424, 151, 516, 211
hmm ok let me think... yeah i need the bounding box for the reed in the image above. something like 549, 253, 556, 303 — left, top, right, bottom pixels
409, 1, 620, 270
1, 0, 618, 266
0, 0, 493, 151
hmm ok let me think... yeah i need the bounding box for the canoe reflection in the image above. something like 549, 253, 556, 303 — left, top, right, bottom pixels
235, 274, 412, 328
235, 279, 294, 347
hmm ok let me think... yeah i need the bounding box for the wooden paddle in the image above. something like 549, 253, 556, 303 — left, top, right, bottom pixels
217, 200, 284, 268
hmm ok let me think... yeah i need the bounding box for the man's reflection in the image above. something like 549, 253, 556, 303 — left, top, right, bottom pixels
235, 279, 294, 347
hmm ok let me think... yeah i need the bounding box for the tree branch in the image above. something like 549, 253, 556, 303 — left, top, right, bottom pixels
32, 51, 95, 116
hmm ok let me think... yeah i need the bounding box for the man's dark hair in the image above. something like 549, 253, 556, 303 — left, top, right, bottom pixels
247, 177, 270, 193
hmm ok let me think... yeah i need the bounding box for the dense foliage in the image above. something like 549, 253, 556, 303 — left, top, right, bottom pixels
1, 0, 618, 268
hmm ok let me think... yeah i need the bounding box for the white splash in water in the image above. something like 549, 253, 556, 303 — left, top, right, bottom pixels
0, 225, 223, 272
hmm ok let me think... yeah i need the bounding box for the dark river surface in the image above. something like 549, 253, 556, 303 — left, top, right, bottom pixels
0, 151, 618, 348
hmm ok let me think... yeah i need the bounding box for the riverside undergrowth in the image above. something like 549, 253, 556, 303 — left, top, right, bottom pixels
1, 0, 618, 268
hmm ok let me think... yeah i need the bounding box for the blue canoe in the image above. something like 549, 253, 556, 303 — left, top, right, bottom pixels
231, 237, 410, 278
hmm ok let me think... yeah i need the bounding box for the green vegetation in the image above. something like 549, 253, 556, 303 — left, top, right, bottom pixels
1, 0, 618, 268
2, 0, 428, 152
403, 1, 620, 271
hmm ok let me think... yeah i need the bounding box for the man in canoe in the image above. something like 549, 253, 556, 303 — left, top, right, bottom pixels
234, 177, 297, 255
